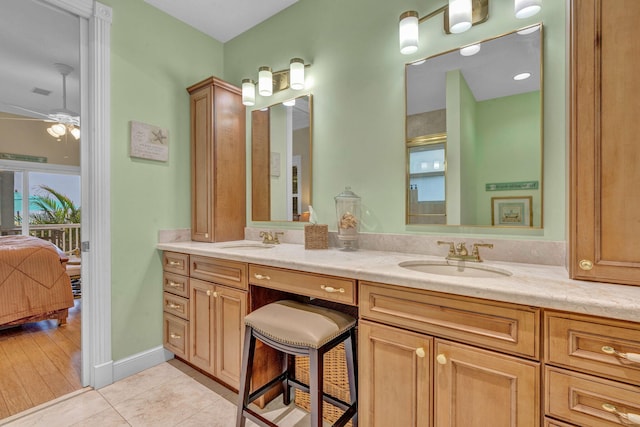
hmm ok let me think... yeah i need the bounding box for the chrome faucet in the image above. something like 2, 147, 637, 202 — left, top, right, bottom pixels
437, 241, 493, 262
260, 231, 283, 244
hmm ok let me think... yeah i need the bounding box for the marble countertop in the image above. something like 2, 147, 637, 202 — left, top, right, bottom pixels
157, 240, 640, 323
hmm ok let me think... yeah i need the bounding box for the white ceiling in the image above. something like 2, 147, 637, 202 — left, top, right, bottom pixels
144, 0, 299, 43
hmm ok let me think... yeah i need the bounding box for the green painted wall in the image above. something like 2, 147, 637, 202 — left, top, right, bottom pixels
102, 0, 224, 360
224, 0, 566, 239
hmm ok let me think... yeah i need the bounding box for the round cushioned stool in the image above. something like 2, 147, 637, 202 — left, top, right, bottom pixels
236, 300, 358, 427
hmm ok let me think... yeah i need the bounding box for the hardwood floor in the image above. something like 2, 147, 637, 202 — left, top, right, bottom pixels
0, 299, 82, 420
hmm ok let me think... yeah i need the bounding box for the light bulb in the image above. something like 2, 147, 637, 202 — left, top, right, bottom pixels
289, 58, 305, 90
51, 123, 66, 136
449, 0, 472, 34
258, 66, 272, 97
242, 79, 256, 106
515, 0, 542, 19
399, 11, 419, 55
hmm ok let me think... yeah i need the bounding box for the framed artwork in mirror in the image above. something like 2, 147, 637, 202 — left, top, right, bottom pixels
491, 196, 532, 226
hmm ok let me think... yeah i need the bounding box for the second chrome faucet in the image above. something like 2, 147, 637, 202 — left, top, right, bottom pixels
437, 241, 494, 262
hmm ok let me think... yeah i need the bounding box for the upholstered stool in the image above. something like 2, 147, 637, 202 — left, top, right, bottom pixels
236, 300, 358, 427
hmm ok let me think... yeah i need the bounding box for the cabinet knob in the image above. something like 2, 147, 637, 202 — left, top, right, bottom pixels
169, 333, 181, 339
415, 347, 426, 358
436, 354, 447, 365
253, 273, 271, 280
321, 285, 345, 293
602, 346, 640, 364
602, 403, 640, 424
579, 259, 593, 270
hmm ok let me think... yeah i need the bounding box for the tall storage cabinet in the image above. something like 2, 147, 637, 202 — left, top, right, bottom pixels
570, 0, 640, 286
187, 77, 245, 243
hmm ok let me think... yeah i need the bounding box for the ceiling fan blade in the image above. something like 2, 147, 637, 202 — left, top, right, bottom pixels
2, 102, 51, 119
0, 116, 47, 121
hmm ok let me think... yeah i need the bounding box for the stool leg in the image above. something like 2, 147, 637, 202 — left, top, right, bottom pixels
236, 326, 256, 427
283, 353, 294, 405
345, 328, 358, 427
309, 348, 324, 427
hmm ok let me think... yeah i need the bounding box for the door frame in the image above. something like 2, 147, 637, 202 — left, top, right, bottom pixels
43, 0, 113, 388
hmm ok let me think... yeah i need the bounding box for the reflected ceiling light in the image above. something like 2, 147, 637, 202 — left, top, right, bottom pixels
460, 43, 481, 56
242, 58, 311, 106
242, 79, 256, 106
399, 0, 541, 55
46, 122, 80, 140
515, 0, 542, 19
517, 24, 540, 35
283, 99, 296, 107
514, 72, 531, 80
411, 59, 427, 66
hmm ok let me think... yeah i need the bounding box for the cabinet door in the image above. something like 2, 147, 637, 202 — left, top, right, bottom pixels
434, 340, 539, 427
214, 285, 246, 389
359, 320, 432, 427
570, 0, 640, 285
190, 85, 213, 242
189, 278, 215, 373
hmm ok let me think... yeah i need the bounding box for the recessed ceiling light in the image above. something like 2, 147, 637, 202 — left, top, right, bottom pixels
514, 72, 531, 81
460, 44, 481, 56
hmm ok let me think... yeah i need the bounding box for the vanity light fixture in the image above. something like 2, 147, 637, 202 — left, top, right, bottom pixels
399, 0, 542, 55
242, 58, 310, 106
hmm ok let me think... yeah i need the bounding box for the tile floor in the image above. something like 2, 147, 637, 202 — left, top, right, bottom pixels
0, 359, 318, 427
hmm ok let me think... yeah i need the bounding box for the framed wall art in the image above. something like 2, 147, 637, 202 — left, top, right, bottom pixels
491, 196, 533, 226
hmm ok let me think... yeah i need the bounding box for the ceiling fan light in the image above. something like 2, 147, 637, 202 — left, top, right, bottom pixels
47, 127, 61, 138
70, 127, 80, 140
51, 123, 67, 135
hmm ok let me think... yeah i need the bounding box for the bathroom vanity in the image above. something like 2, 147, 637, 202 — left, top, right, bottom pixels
158, 240, 640, 427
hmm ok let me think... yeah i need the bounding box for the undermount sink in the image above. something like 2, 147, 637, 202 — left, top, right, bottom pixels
218, 243, 275, 250
398, 260, 512, 278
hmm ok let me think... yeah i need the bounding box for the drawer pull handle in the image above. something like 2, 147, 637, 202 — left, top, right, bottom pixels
321, 285, 345, 293
168, 281, 181, 288
415, 347, 426, 358
436, 354, 447, 365
602, 346, 640, 363
169, 333, 182, 339
254, 273, 271, 280
167, 303, 182, 310
602, 403, 640, 424
168, 261, 182, 267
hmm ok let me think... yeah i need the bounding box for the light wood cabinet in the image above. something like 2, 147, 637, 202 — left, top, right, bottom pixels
187, 77, 245, 243
570, 0, 640, 285
162, 251, 247, 390
359, 281, 540, 427
544, 310, 640, 426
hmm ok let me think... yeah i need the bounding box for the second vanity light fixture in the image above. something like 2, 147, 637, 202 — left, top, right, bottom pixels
399, 0, 542, 54
242, 58, 307, 106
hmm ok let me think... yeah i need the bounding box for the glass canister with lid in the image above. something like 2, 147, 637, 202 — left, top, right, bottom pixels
334, 186, 361, 251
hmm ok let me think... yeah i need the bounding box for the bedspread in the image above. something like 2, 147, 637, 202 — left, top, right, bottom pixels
0, 235, 74, 325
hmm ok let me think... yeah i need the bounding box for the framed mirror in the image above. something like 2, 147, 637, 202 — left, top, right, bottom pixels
252, 94, 312, 222
406, 24, 543, 227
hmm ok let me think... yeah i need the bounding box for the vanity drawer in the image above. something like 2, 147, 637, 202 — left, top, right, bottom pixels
360, 281, 540, 359
163, 292, 189, 320
249, 264, 356, 305
163, 251, 189, 275
546, 366, 640, 427
163, 313, 189, 360
190, 255, 247, 290
163, 272, 189, 298
544, 419, 576, 427
545, 311, 640, 385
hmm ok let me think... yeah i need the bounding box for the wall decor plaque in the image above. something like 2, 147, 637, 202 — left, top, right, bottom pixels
130, 121, 169, 162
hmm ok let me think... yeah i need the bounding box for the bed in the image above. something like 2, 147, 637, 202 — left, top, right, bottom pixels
0, 235, 74, 327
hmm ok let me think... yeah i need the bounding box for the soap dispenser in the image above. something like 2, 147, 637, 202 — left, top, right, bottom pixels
334, 186, 361, 251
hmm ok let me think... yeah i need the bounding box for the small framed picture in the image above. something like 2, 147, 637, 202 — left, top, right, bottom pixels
491, 196, 533, 226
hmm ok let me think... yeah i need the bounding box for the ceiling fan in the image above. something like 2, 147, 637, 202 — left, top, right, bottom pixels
0, 63, 80, 140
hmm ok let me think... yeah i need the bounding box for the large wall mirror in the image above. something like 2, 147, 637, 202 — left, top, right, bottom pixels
406, 24, 543, 228
252, 94, 312, 222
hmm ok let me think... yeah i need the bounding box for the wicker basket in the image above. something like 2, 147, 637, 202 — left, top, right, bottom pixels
294, 342, 352, 427
304, 224, 329, 249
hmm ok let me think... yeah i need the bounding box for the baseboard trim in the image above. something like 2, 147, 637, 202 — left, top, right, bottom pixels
111, 346, 174, 384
